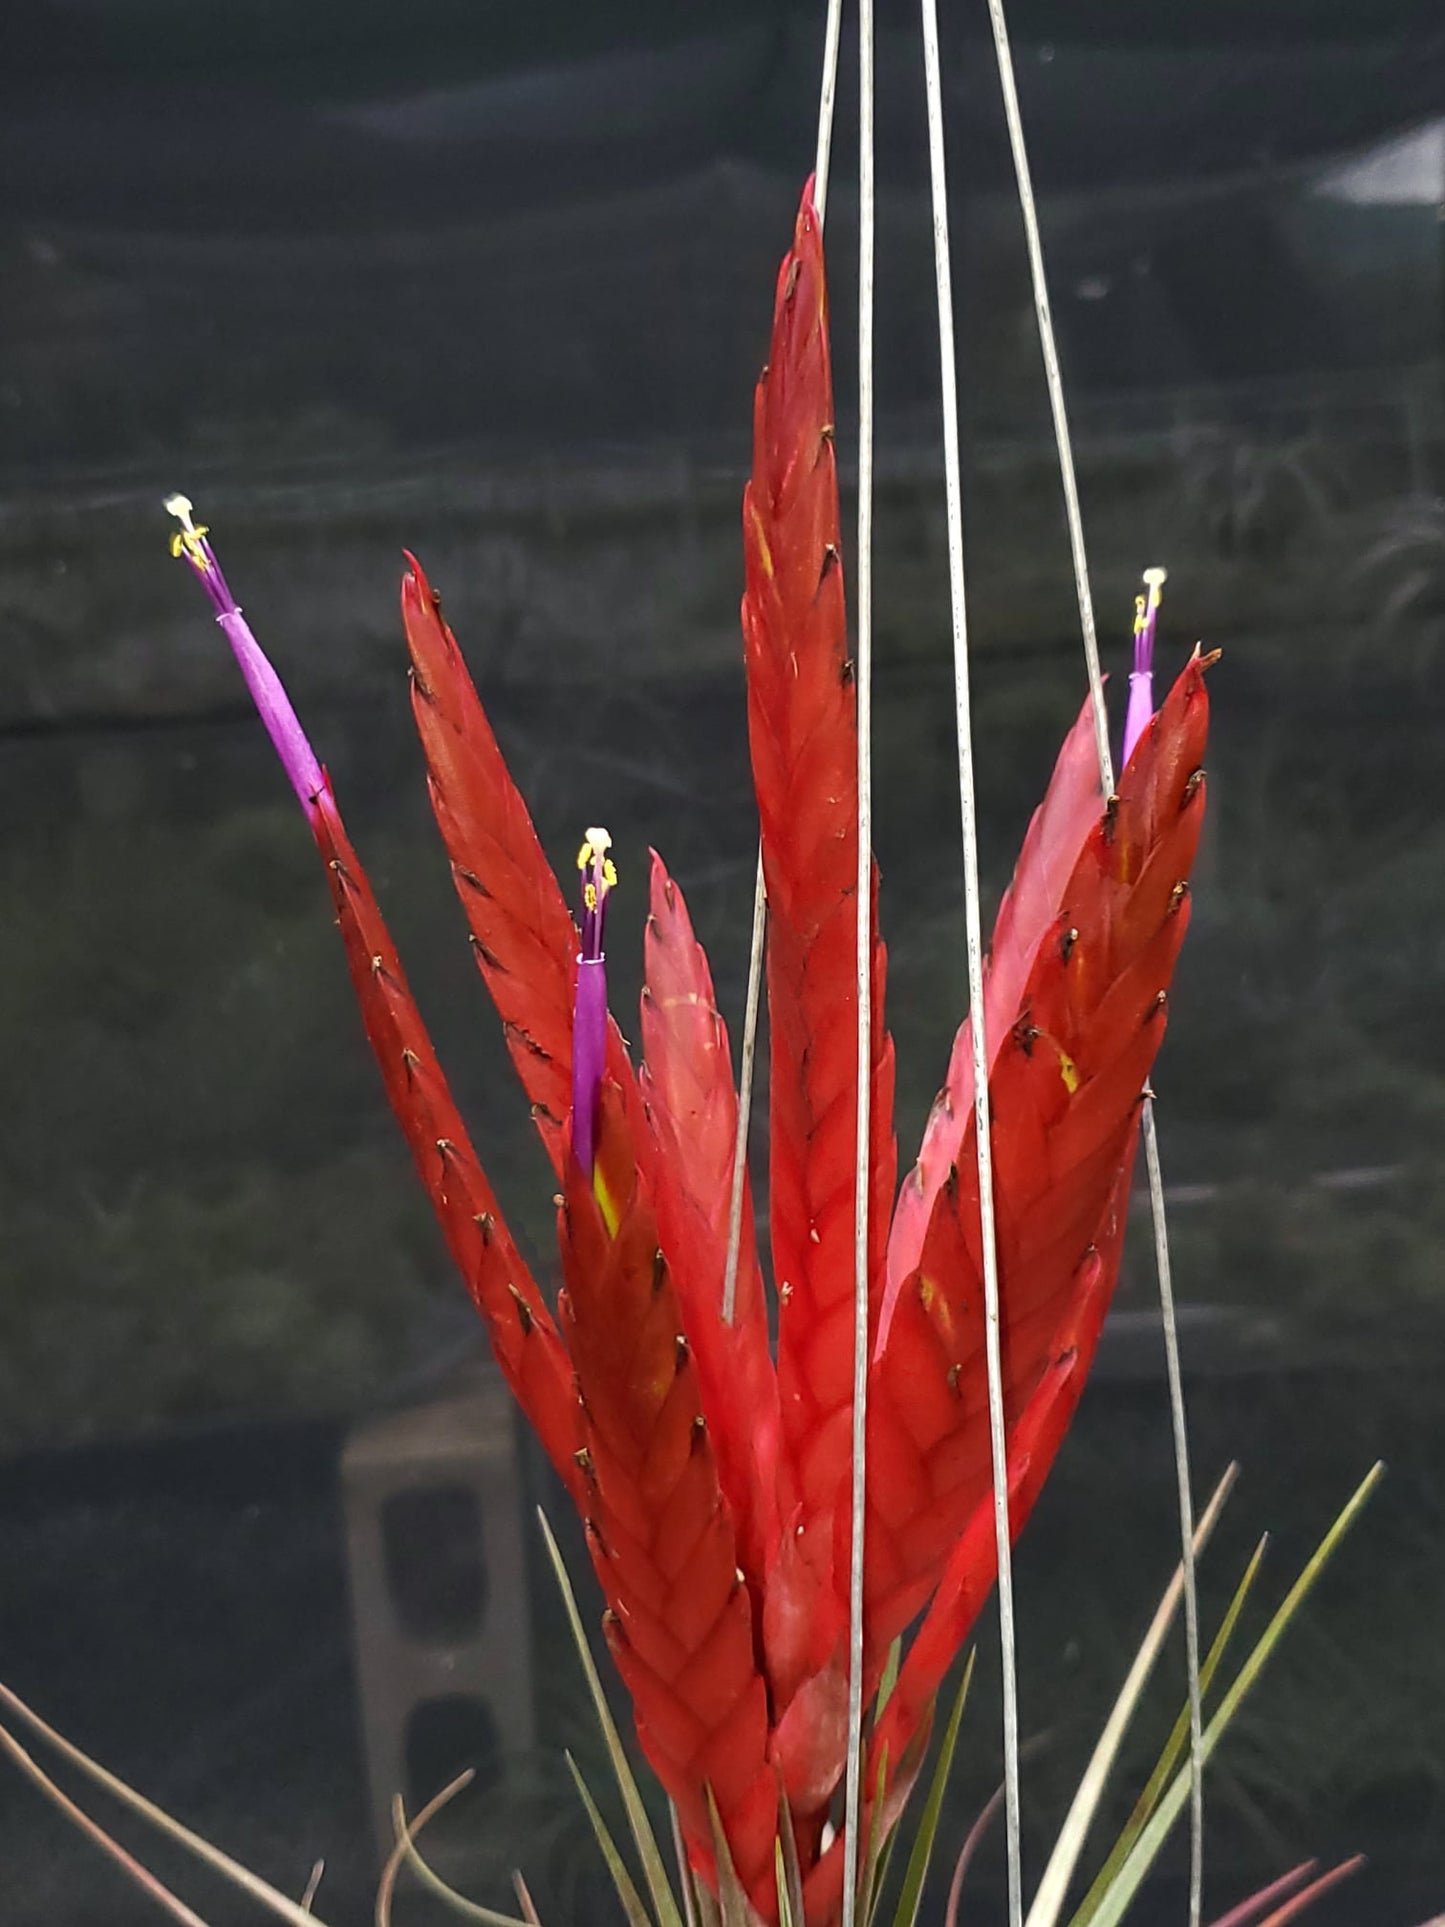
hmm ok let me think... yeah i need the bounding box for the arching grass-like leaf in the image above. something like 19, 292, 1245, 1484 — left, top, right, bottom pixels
0, 1678, 333, 1927
566, 1752, 654, 1927
1076, 1464, 1384, 1927
538, 1509, 683, 1927
888, 1652, 976, 1927
1026, 1464, 1237, 1927
385, 1778, 532, 1927
1069, 1527, 1271, 1927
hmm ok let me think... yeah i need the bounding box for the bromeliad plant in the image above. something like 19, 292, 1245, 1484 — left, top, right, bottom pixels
168, 190, 1211, 1926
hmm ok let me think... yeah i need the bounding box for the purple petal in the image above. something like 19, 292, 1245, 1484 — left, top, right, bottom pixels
570, 828, 616, 1176
1123, 670, 1155, 767
1122, 565, 1167, 767
571, 956, 609, 1177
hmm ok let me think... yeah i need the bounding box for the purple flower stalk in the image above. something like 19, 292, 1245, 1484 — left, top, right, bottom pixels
166, 495, 325, 819
571, 826, 616, 1177
1122, 565, 1167, 768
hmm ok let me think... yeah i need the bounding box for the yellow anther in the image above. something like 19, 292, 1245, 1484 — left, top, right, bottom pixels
1134, 566, 1167, 636
577, 826, 616, 892
164, 492, 212, 571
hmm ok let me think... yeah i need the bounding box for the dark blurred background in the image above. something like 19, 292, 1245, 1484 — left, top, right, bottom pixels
1, 1, 1443, 1922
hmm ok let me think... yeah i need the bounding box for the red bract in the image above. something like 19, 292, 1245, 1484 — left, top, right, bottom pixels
174, 186, 1210, 1927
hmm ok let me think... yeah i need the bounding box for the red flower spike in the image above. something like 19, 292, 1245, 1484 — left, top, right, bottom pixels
402, 555, 641, 1170
861, 651, 1209, 1699
740, 191, 898, 1658
886, 695, 1104, 1311
872, 1165, 1129, 1776
174, 179, 1215, 1927
308, 784, 584, 1493
558, 1080, 779, 1916
641, 851, 783, 1590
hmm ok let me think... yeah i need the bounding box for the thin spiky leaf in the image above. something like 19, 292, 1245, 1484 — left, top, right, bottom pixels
1078, 1466, 1384, 1927
694, 1873, 723, 1927
1024, 1465, 1237, 1927
393, 1798, 532, 1927
706, 1788, 761, 1927
566, 1752, 655, 1927
380, 1777, 480, 1927
0, 1719, 210, 1927
1206, 1856, 1365, 1927
671, 1805, 705, 1927
1203, 1863, 1318, 1927
872, 1641, 902, 1726
776, 1791, 807, 1927
1249, 1856, 1364, 1926
512, 1874, 545, 1927
775, 1844, 796, 1927
537, 1513, 684, 1927
857, 1743, 892, 1927
1072, 1533, 1270, 1927
0, 1680, 331, 1927
890, 1654, 975, 1927
802, 1701, 936, 1927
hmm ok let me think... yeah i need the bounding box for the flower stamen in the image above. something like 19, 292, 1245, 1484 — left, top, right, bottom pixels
164, 494, 325, 816
571, 827, 616, 1183
1123, 564, 1167, 766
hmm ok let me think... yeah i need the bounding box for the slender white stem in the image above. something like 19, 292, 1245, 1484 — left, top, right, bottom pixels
982, 0, 1111, 792
840, 0, 875, 1922
724, 0, 843, 1324
981, 4, 1204, 1917
723, 850, 765, 1324
919, 6, 1021, 1922
1142, 1100, 1204, 1926
813, 0, 845, 224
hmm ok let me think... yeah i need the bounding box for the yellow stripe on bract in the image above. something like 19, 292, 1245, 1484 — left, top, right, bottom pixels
1055, 1046, 1081, 1094
919, 1273, 957, 1344
749, 500, 775, 579
593, 1166, 621, 1238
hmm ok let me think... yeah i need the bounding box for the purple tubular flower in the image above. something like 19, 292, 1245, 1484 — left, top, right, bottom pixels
571, 827, 615, 1177
1122, 564, 1167, 768
166, 495, 325, 820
